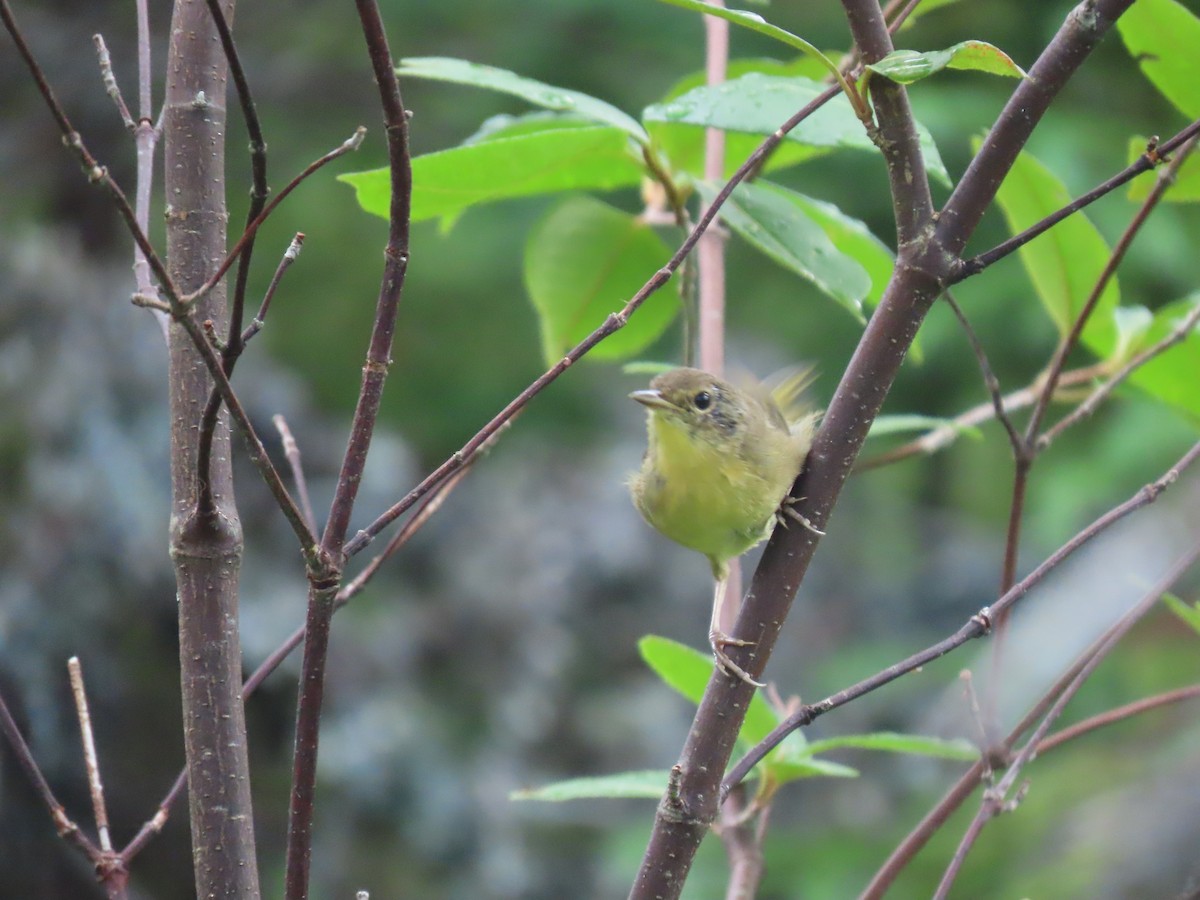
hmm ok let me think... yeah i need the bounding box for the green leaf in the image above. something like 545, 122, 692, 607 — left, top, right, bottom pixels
1117, 0, 1200, 119
783, 190, 895, 309
987, 145, 1120, 357
653, 0, 837, 77
1126, 293, 1200, 419
524, 196, 676, 365
397, 56, 648, 143
340, 126, 644, 226
866, 41, 1026, 84
649, 59, 835, 179
867, 414, 982, 440
622, 360, 678, 376
512, 770, 667, 801
1110, 305, 1154, 363
804, 731, 979, 761
637, 636, 782, 746
769, 757, 859, 782
462, 111, 599, 144
1162, 593, 1200, 637
644, 74, 950, 185
699, 181, 870, 318
1126, 135, 1200, 203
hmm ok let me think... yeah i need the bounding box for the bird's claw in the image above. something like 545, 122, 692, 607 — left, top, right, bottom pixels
777, 496, 825, 536
709, 629, 765, 688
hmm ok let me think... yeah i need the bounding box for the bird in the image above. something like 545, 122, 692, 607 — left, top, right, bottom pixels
629, 366, 822, 687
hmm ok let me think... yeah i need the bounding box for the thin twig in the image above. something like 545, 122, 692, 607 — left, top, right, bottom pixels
0, 689, 97, 857
856, 363, 1107, 470
1039, 287, 1200, 450
92, 35, 134, 128
943, 290, 1023, 456
1036, 683, 1200, 755
68, 658, 113, 854
124, 425, 487, 867
186, 127, 367, 307
243, 234, 306, 345
722, 437, 1200, 797
1024, 135, 1200, 445
933, 540, 1200, 898
274, 414, 317, 535
955, 118, 1200, 280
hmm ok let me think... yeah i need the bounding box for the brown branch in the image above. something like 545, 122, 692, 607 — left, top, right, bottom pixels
1039, 297, 1200, 450
243, 234, 306, 345
857, 364, 1107, 470
274, 413, 318, 535
1024, 135, 1200, 445
0, 688, 98, 858
1036, 683, 1200, 755
185, 127, 366, 308
933, 540, 1200, 897
955, 117, 1200, 279
284, 3, 412, 897
722, 437, 1200, 796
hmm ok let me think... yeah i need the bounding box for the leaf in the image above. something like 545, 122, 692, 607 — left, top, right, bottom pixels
653, 0, 836, 77
512, 770, 667, 801
1125, 293, 1200, 420
867, 414, 982, 440
783, 191, 895, 309
644, 74, 951, 185
1110, 305, 1154, 363
699, 181, 870, 318
340, 126, 644, 226
986, 145, 1120, 357
1162, 593, 1200, 637
649, 58, 836, 179
637, 636, 782, 746
1117, 0, 1200, 119
1125, 135, 1200, 204
866, 41, 1026, 84
804, 731, 979, 761
769, 758, 859, 782
397, 56, 648, 143
524, 196, 676, 365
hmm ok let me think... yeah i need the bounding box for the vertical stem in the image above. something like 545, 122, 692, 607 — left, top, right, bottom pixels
163, 1, 260, 896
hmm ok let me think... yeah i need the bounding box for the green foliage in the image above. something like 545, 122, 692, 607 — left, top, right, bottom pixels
865, 40, 1026, 84
1162, 592, 1200, 636
340, 48, 980, 363
988, 145, 1121, 356
1117, 0, 1200, 118
514, 636, 980, 804
524, 195, 677, 365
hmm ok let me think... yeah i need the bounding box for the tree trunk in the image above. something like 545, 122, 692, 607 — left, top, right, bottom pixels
163, 1, 261, 896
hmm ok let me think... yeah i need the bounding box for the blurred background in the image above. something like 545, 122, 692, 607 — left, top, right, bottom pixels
2, 0, 1199, 897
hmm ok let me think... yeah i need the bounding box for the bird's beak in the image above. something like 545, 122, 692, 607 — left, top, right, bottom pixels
629, 388, 673, 411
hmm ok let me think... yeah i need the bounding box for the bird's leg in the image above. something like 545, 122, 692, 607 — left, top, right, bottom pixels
777, 495, 825, 536
709, 576, 764, 688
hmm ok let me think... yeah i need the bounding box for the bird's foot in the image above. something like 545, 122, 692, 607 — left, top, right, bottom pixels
709, 629, 765, 688
777, 496, 825, 536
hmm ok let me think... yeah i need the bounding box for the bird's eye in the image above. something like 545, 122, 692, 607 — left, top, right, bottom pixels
693, 391, 712, 410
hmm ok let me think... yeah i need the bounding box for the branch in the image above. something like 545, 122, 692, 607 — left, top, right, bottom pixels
933, 539, 1200, 898
1024, 134, 1200, 444
284, 2, 412, 897
938, 0, 1140, 259
722, 437, 1200, 796
955, 119, 1200, 279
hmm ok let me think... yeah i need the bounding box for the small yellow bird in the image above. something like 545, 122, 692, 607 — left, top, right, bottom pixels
629, 367, 821, 686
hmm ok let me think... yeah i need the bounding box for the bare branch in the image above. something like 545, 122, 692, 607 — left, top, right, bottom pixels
933, 540, 1200, 897
722, 438, 1200, 796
